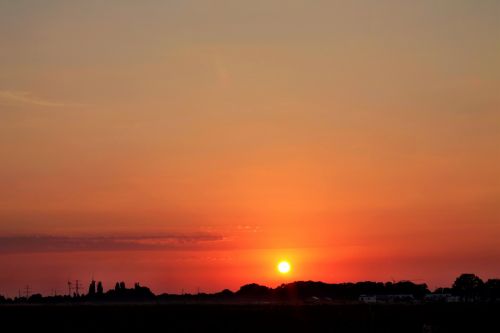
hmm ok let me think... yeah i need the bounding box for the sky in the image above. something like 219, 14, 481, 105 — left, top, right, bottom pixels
0, 0, 499, 297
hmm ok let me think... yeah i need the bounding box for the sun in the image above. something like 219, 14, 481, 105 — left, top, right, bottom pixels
277, 261, 291, 274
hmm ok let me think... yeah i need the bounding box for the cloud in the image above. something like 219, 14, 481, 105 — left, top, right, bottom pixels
0, 233, 224, 254
0, 90, 87, 108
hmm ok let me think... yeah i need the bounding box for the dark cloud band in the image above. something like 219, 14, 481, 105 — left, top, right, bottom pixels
0, 233, 224, 254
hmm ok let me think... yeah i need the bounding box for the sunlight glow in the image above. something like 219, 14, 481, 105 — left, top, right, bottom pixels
277, 261, 291, 274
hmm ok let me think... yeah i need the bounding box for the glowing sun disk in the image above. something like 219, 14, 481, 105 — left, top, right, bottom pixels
277, 261, 291, 274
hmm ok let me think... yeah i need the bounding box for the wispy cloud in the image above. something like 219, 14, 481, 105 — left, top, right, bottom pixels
0, 233, 224, 254
0, 90, 87, 108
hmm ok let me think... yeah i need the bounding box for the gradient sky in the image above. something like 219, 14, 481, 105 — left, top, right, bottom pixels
1, 0, 499, 297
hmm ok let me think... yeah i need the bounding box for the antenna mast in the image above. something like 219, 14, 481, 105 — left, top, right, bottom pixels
67, 281, 73, 296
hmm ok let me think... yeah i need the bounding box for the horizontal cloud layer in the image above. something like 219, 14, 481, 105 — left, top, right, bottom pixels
0, 233, 224, 254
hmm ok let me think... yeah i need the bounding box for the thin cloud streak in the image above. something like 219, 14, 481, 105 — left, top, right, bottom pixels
0, 233, 225, 254
0, 90, 88, 108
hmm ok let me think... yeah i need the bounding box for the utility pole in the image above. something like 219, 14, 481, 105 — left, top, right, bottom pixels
24, 285, 31, 298
68, 281, 73, 296
75, 280, 81, 296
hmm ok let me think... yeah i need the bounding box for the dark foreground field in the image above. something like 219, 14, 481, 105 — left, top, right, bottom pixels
1, 303, 499, 332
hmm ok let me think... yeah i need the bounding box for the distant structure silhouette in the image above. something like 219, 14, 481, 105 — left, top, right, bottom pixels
74, 280, 81, 296
24, 285, 31, 299
67, 281, 72, 296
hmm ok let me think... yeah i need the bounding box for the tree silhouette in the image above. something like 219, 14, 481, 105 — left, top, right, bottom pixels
484, 279, 500, 301
97, 281, 103, 295
88, 280, 96, 296
452, 273, 484, 301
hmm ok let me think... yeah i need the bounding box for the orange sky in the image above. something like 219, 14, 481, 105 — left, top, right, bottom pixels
0, 1, 499, 297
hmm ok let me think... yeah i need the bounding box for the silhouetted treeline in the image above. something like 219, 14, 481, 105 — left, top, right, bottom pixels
1, 273, 499, 304
451, 274, 500, 302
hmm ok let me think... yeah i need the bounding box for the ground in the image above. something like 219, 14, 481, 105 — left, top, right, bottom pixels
1, 303, 498, 332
